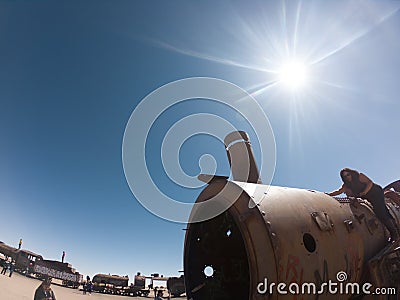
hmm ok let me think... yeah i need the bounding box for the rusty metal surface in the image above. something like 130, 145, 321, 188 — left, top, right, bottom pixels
167, 275, 185, 297
92, 273, 129, 285
0, 242, 18, 258
34, 259, 81, 283
238, 184, 388, 294
18, 249, 43, 260
0, 243, 42, 261
184, 181, 400, 300
384, 180, 400, 192
184, 181, 276, 300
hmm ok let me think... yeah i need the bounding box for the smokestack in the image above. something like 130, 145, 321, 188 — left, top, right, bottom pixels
224, 131, 262, 184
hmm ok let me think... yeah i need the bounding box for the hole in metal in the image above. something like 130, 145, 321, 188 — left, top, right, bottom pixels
186, 211, 249, 300
303, 233, 316, 253
204, 266, 214, 277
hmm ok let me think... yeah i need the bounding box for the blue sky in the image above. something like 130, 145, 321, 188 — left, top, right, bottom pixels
1, 0, 400, 280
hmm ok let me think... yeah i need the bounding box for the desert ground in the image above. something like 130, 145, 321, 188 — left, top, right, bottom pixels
0, 272, 186, 300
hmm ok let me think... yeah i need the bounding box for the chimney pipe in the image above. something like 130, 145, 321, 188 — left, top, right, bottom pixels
224, 131, 262, 184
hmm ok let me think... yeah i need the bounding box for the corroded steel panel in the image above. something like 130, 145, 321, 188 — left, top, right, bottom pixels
184, 181, 400, 299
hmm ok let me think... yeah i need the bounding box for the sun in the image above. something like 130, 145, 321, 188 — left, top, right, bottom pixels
278, 61, 309, 89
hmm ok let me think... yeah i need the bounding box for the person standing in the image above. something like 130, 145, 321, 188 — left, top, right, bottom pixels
61, 251, 65, 263
9, 261, 15, 277
34, 277, 56, 300
86, 280, 93, 295
327, 168, 399, 242
155, 290, 167, 300
18, 238, 23, 250
1, 259, 9, 275
82, 281, 87, 295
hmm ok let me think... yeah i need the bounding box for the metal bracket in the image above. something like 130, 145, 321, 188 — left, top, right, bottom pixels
344, 219, 354, 232
311, 212, 334, 231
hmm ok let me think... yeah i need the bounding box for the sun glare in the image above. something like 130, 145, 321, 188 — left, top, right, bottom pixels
278, 61, 308, 89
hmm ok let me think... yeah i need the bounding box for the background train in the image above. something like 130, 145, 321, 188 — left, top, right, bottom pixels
0, 240, 185, 297
90, 273, 185, 297
91, 273, 150, 297
0, 241, 42, 274
0, 241, 82, 288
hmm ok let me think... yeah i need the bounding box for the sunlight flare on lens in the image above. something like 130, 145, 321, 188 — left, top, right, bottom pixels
278, 61, 308, 89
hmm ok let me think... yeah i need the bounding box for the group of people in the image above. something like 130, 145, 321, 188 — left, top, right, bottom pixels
2, 257, 56, 300
327, 168, 400, 242
82, 276, 93, 295
1, 258, 15, 277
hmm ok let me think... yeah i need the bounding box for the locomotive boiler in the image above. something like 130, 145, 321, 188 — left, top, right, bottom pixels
183, 131, 400, 300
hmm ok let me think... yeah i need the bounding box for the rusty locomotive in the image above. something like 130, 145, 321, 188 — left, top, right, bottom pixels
91, 273, 151, 296
0, 241, 82, 288
183, 131, 400, 300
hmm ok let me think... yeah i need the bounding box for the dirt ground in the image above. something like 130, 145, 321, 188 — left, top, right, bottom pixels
0, 272, 186, 300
